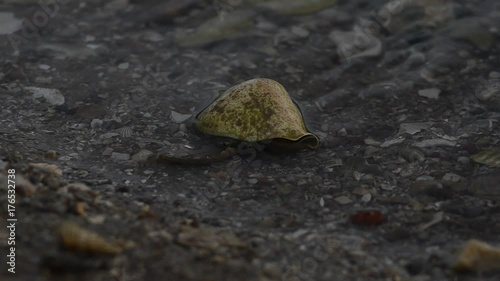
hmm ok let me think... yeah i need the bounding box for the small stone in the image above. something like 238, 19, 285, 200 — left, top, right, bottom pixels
111, 152, 130, 161
398, 122, 433, 135
87, 215, 106, 224
132, 150, 153, 162
170, 110, 192, 123
457, 156, 470, 165
142, 31, 164, 42
418, 88, 441, 100
291, 26, 309, 38
476, 86, 499, 101
45, 150, 59, 159
361, 193, 372, 203
248, 178, 258, 185
380, 137, 406, 147
84, 35, 95, 42
297, 179, 307, 186
37, 43, 97, 60
34, 77, 52, 84
118, 62, 129, 70
380, 183, 395, 191
334, 195, 352, 205
99, 133, 119, 140
102, 147, 113, 156
416, 175, 435, 181
490, 72, 500, 79
452, 239, 500, 272
0, 12, 22, 34
148, 230, 173, 241
38, 64, 50, 70
90, 119, 103, 129
337, 128, 347, 136
26, 87, 65, 105
178, 123, 187, 132
276, 184, 292, 196
414, 139, 456, 148
74, 202, 87, 216
442, 173, 461, 182
329, 27, 382, 61
29, 163, 63, 176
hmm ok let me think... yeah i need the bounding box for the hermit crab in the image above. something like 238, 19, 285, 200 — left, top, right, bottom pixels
159, 78, 319, 164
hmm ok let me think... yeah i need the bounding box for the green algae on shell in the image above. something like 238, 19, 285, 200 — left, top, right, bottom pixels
195, 78, 319, 150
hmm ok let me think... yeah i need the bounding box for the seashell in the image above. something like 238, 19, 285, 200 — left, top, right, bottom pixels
195, 78, 319, 150
470, 147, 500, 168
117, 126, 133, 138
29, 162, 63, 176
400, 148, 425, 163
453, 239, 500, 272
58, 221, 122, 255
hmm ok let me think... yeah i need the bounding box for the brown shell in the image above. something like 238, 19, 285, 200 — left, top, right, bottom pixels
58, 221, 122, 255
195, 78, 319, 149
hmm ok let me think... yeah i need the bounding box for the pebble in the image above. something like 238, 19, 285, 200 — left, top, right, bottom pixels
132, 150, 154, 162
334, 195, 353, 205
25, 87, 65, 105
142, 31, 164, 42
99, 132, 119, 139
248, 178, 258, 185
380, 137, 406, 147
476, 83, 499, 101
38, 64, 50, 70
442, 173, 461, 182
45, 150, 59, 159
170, 110, 192, 123
457, 156, 470, 165
118, 62, 129, 70
90, 119, 103, 129
398, 122, 433, 135
111, 152, 130, 161
84, 35, 95, 42
414, 139, 456, 148
330, 28, 382, 61
291, 26, 309, 38
102, 147, 114, 156
418, 88, 441, 100
361, 193, 372, 203
490, 72, 500, 79
0, 12, 22, 34
37, 43, 97, 60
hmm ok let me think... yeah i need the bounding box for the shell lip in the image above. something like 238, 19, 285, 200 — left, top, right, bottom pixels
267, 133, 320, 150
